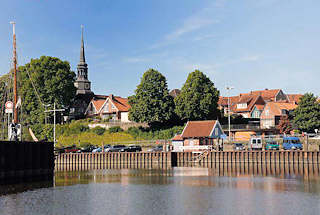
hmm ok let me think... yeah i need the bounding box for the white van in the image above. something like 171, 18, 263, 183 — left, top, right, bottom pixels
249, 137, 263, 150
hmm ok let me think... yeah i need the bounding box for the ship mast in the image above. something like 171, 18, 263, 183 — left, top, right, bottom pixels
10, 21, 18, 124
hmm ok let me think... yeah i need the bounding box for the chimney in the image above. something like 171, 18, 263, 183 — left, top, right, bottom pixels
109, 94, 114, 100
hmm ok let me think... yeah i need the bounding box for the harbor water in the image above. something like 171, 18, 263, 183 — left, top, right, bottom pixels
0, 167, 320, 215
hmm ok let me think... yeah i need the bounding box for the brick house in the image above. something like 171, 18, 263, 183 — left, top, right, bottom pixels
230, 94, 265, 118
172, 120, 225, 152
260, 102, 297, 129
85, 94, 131, 122
218, 89, 295, 119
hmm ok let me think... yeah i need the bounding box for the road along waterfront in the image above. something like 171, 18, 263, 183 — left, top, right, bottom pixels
0, 166, 320, 215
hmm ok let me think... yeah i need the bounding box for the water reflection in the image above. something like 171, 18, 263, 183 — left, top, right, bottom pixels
0, 167, 320, 215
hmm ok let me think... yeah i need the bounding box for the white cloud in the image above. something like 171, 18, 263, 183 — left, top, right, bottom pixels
149, 2, 222, 50
165, 18, 219, 41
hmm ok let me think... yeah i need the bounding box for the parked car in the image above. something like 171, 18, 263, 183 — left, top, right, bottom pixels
148, 145, 163, 152
63, 145, 80, 153
105, 145, 126, 152
92, 147, 102, 153
233, 143, 245, 151
78, 145, 97, 153
103, 144, 111, 152
265, 139, 279, 150
283, 137, 303, 150
120, 145, 142, 152
248, 137, 263, 150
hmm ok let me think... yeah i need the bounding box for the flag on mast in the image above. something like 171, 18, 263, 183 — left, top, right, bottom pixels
15, 96, 21, 109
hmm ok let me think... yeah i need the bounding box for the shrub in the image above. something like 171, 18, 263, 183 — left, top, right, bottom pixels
108, 126, 124, 133
91, 126, 106, 135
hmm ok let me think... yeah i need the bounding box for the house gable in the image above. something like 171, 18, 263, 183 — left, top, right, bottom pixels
209, 121, 224, 138
275, 90, 288, 102
101, 97, 119, 114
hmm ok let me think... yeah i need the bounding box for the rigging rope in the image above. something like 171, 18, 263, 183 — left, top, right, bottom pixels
25, 69, 44, 107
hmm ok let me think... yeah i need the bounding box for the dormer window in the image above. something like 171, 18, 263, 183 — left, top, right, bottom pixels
237, 103, 247, 109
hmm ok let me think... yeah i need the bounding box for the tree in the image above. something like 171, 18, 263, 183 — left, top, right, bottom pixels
174, 70, 220, 121
128, 69, 175, 127
278, 115, 292, 134
292, 93, 320, 132
18, 56, 76, 125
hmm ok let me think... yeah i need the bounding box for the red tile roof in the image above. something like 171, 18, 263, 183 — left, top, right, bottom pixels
181, 120, 217, 138
92, 99, 106, 112
255, 104, 265, 111
262, 102, 297, 116
172, 134, 183, 141
112, 96, 131, 112
242, 89, 281, 101
231, 95, 265, 113
218, 96, 239, 106
89, 94, 131, 114
287, 94, 303, 104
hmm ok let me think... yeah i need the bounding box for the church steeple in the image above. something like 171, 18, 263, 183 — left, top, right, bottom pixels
75, 25, 92, 95
80, 25, 86, 64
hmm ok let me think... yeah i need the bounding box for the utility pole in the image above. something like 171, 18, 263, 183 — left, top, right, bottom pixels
45, 102, 65, 145
10, 21, 18, 124
43, 104, 51, 125
226, 86, 234, 143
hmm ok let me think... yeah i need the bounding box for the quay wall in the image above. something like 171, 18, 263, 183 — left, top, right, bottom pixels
55, 152, 171, 171
0, 141, 54, 184
55, 151, 320, 171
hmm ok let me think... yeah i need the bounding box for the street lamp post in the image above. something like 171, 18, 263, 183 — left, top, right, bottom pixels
226, 86, 234, 142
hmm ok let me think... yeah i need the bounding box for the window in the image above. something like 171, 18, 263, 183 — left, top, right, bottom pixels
215, 128, 219, 136
265, 109, 269, 116
111, 103, 116, 109
252, 110, 260, 118
104, 103, 109, 112
237, 103, 247, 109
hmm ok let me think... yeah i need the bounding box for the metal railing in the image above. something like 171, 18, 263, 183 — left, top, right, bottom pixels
221, 124, 261, 130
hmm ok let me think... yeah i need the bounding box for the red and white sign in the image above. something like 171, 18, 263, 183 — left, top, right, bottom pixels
5, 101, 13, 113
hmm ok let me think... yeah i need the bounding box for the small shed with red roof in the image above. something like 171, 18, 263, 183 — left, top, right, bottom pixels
172, 120, 225, 152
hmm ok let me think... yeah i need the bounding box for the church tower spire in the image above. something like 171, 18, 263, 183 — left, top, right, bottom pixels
75, 25, 92, 95
80, 25, 86, 63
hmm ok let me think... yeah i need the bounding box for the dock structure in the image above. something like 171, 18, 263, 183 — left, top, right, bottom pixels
0, 141, 54, 184
55, 152, 172, 171
55, 151, 320, 172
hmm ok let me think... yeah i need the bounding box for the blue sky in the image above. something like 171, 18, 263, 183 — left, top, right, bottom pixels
0, 0, 319, 97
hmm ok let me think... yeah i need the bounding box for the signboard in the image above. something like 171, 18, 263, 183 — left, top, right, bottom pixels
5, 101, 13, 113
